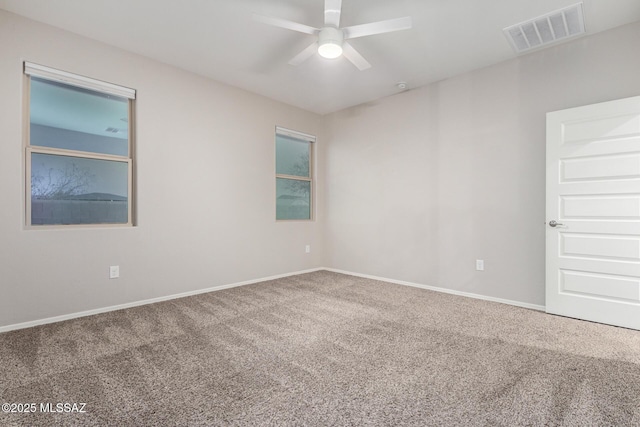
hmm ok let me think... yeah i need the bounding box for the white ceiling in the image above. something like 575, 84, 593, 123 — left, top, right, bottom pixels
1, 0, 639, 115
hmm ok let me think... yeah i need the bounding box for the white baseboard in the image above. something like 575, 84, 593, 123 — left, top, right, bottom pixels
0, 267, 324, 333
0, 266, 545, 333
324, 268, 546, 312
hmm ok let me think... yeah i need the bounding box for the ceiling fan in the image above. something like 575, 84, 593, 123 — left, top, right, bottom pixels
253, 0, 412, 71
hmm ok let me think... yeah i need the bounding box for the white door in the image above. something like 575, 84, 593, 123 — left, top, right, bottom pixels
546, 96, 640, 330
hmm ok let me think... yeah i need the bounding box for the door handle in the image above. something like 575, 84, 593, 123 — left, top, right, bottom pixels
548, 220, 564, 227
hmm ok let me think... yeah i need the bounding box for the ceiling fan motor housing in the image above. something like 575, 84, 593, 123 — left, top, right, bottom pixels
318, 27, 344, 58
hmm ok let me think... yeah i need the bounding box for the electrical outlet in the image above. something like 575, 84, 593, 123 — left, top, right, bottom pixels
476, 260, 484, 271
305, 245, 311, 253
109, 265, 120, 279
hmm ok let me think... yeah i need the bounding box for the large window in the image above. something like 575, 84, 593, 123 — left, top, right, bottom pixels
24, 62, 136, 226
275, 127, 315, 220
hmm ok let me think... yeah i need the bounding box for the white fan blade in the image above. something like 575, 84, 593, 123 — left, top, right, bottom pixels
342, 42, 371, 70
324, 0, 342, 28
289, 42, 319, 66
253, 14, 319, 35
343, 16, 412, 39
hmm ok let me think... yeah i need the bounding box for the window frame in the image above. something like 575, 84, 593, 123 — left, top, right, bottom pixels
275, 126, 315, 222
23, 62, 136, 228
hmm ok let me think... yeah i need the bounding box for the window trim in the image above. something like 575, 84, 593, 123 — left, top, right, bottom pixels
275, 126, 315, 222
24, 62, 136, 99
275, 126, 316, 143
24, 63, 136, 228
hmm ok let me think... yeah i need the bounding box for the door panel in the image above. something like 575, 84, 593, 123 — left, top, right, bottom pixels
561, 195, 640, 219
546, 96, 640, 330
561, 233, 640, 260
560, 153, 640, 181
559, 270, 640, 303
562, 113, 640, 142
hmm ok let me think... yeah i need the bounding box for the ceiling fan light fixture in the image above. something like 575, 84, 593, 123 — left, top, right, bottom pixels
253, 3, 412, 70
317, 27, 344, 59
318, 41, 343, 59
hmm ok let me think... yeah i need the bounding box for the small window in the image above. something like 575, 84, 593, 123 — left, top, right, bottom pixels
24, 62, 136, 226
275, 127, 315, 220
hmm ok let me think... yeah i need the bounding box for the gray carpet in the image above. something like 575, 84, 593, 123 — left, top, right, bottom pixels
1, 270, 639, 426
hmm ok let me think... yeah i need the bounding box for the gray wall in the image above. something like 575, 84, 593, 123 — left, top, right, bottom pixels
322, 22, 640, 306
0, 10, 323, 329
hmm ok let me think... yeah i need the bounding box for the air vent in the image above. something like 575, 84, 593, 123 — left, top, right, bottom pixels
503, 3, 585, 54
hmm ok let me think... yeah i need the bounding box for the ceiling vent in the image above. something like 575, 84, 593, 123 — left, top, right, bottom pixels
503, 3, 585, 54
